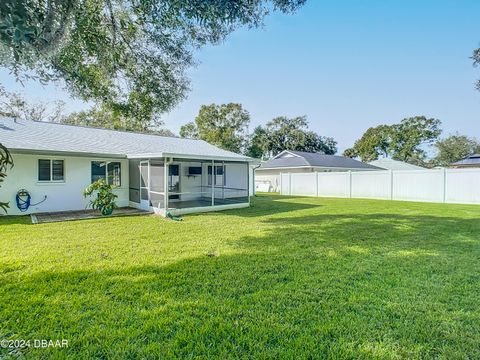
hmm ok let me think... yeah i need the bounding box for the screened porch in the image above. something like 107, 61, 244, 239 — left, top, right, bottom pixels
128, 157, 251, 215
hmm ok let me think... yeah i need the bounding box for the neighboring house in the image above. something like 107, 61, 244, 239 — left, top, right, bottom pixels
450, 154, 480, 168
255, 150, 381, 192
368, 158, 425, 170
0, 117, 257, 216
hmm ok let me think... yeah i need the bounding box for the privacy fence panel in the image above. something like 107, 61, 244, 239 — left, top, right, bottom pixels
290, 173, 317, 196
317, 172, 350, 198
445, 168, 480, 204
351, 171, 391, 200
392, 170, 444, 203
280, 169, 480, 205
280, 173, 291, 195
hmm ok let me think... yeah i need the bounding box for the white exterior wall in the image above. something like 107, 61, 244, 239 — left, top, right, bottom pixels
2, 153, 129, 216
256, 167, 354, 192
280, 169, 480, 205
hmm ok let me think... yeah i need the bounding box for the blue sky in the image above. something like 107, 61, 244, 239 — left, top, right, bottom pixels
1, 0, 479, 152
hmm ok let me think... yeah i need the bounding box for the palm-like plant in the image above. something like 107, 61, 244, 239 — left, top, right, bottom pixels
0, 143, 14, 213
83, 179, 118, 215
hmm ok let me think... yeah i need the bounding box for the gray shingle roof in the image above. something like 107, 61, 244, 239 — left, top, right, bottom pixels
369, 158, 425, 170
0, 117, 252, 161
451, 154, 480, 166
259, 150, 382, 170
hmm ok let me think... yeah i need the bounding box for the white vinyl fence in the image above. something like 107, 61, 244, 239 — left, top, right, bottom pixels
280, 168, 480, 205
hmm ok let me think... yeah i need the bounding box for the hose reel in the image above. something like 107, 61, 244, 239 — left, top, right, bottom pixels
15, 189, 47, 212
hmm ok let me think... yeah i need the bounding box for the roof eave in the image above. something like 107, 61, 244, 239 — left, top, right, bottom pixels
258, 165, 381, 171
127, 152, 258, 163
9, 148, 127, 159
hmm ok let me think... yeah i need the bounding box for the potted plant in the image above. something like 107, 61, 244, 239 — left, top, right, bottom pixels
83, 179, 118, 215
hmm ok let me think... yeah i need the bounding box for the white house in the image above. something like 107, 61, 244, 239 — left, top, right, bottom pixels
0, 117, 257, 216
255, 150, 382, 192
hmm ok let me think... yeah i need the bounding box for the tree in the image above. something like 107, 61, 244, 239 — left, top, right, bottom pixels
347, 116, 442, 163
342, 148, 358, 158
180, 103, 250, 153
245, 116, 337, 158
61, 106, 175, 135
434, 134, 480, 167
179, 122, 199, 139
245, 126, 269, 159
389, 116, 442, 163
264, 116, 337, 157
0, 86, 65, 122
0, 143, 14, 213
0, 88, 175, 134
0, 0, 306, 125
302, 131, 337, 155
348, 125, 391, 162
473, 47, 480, 91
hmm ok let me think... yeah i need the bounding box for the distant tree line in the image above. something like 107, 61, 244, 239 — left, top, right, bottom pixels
180, 104, 337, 158
1, 88, 477, 168
342, 116, 479, 167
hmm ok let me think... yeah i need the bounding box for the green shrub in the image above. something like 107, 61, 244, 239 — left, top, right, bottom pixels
83, 179, 118, 215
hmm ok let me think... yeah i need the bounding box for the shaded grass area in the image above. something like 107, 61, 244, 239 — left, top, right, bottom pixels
1, 195, 480, 359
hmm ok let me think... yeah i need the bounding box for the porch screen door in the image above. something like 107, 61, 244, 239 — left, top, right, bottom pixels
139, 161, 150, 210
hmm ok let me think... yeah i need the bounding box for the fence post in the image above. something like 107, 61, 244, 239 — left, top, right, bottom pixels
315, 172, 319, 197
348, 170, 352, 198
389, 169, 394, 200
442, 167, 446, 203
289, 173, 292, 196
279, 173, 282, 195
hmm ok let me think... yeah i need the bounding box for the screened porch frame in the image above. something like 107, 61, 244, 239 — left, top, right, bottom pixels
134, 156, 250, 216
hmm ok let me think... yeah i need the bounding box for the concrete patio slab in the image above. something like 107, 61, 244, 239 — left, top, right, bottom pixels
32, 207, 152, 224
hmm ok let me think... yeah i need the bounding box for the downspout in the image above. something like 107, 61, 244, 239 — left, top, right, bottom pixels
252, 163, 261, 196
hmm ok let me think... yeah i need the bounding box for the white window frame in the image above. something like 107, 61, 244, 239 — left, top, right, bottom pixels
37, 158, 65, 183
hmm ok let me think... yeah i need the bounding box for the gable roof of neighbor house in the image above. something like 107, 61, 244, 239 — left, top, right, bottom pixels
259, 150, 382, 170
0, 117, 253, 162
451, 154, 480, 167
368, 158, 425, 171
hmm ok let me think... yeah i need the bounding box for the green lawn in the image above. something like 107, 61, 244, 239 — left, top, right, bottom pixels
1, 195, 480, 359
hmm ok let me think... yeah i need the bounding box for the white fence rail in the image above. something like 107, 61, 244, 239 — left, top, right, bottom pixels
280, 169, 480, 205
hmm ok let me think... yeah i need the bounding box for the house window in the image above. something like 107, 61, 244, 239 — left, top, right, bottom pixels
38, 159, 64, 182
91, 161, 121, 186
208, 165, 226, 186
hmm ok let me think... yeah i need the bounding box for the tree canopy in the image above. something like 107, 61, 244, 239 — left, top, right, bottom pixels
0, 87, 175, 134
245, 125, 269, 159
0, 0, 305, 126
180, 103, 250, 153
62, 106, 175, 135
249, 116, 337, 159
472, 47, 480, 91
0, 85, 65, 122
434, 134, 480, 167
345, 116, 442, 165
179, 122, 199, 140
